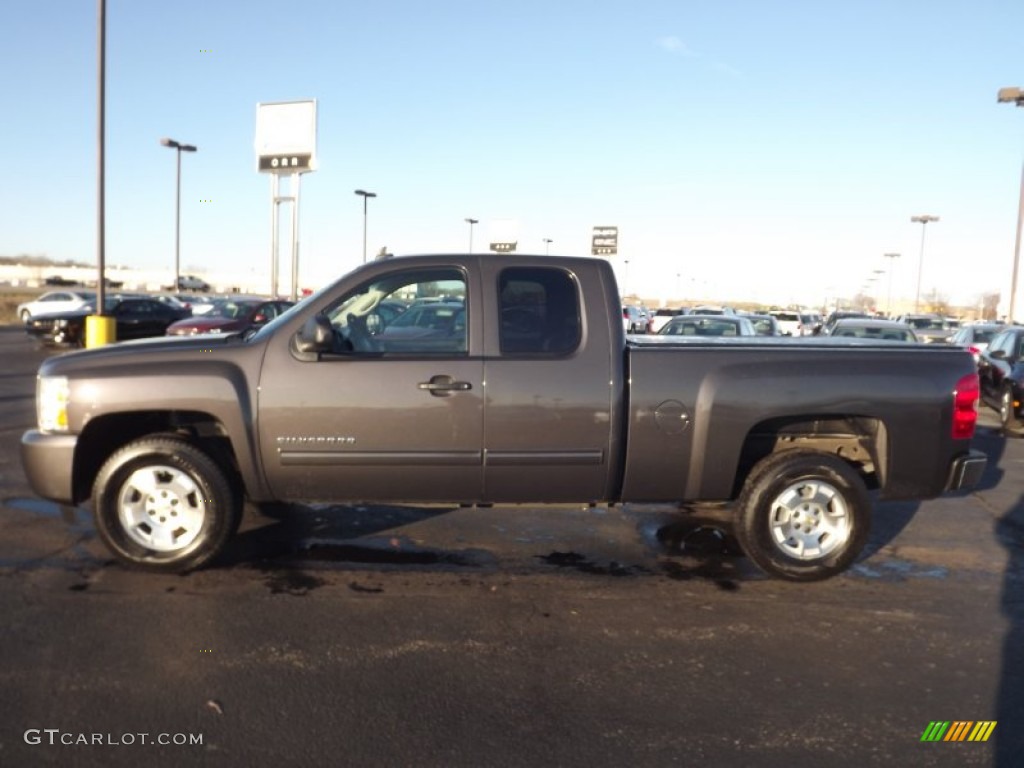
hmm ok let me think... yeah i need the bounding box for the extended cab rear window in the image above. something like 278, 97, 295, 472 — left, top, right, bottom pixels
498, 267, 581, 356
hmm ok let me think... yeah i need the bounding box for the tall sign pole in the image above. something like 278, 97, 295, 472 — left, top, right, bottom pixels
255, 100, 317, 300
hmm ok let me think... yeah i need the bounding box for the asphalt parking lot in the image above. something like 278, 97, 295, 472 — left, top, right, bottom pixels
0, 326, 1021, 767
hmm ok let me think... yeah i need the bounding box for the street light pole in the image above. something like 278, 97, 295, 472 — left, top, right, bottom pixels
910, 214, 939, 313
998, 87, 1024, 322
354, 189, 376, 263
465, 218, 478, 253
542, 238, 553, 256
883, 252, 900, 317
160, 138, 197, 293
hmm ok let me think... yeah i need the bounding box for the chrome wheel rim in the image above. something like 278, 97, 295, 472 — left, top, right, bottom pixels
117, 465, 206, 552
768, 479, 851, 560
1001, 390, 1012, 425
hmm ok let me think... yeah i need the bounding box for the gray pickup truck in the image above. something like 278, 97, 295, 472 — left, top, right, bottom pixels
20, 254, 987, 581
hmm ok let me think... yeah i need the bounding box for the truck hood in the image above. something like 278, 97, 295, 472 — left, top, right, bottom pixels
37, 333, 252, 377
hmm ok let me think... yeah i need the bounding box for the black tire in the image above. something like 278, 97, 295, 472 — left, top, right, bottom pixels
733, 451, 870, 581
1000, 385, 1021, 432
92, 436, 241, 572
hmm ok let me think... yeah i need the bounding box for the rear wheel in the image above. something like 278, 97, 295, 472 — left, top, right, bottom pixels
92, 436, 240, 572
734, 451, 870, 581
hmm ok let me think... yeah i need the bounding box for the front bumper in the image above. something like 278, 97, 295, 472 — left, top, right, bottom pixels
20, 430, 78, 504
945, 449, 987, 492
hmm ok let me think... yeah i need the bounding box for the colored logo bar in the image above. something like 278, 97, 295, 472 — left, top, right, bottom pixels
921, 721, 996, 742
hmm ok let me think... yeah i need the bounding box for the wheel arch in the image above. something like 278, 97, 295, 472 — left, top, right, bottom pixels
732, 414, 887, 498
72, 410, 249, 505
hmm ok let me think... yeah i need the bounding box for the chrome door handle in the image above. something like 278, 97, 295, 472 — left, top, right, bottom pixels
418, 376, 472, 395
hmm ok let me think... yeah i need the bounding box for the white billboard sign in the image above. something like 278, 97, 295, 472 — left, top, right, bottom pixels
255, 100, 317, 173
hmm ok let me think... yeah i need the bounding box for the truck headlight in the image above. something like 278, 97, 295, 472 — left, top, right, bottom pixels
37, 376, 69, 432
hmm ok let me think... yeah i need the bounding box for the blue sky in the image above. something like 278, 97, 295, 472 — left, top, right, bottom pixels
2, 0, 1023, 308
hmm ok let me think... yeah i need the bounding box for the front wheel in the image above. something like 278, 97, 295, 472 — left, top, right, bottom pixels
92, 436, 241, 572
733, 451, 870, 581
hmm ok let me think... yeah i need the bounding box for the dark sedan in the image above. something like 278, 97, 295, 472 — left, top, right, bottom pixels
25, 297, 191, 347
165, 299, 294, 336
977, 325, 1024, 431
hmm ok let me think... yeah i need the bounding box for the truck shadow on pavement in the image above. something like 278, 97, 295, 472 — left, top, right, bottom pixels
227, 501, 761, 592
223, 502, 488, 569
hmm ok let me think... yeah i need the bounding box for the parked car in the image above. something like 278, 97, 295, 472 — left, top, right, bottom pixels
152, 294, 194, 313
186, 295, 226, 315
17, 290, 96, 322
176, 274, 211, 291
353, 300, 467, 352
43, 275, 78, 286
649, 308, 687, 334
165, 299, 294, 336
24, 297, 190, 346
85, 276, 125, 289
372, 299, 457, 332
690, 304, 735, 315
827, 318, 918, 342
821, 310, 871, 335
622, 305, 647, 334
769, 310, 801, 336
658, 314, 757, 337
896, 314, 957, 343
948, 322, 1003, 363
799, 311, 823, 336
743, 313, 783, 336
977, 325, 1024, 430
20, 254, 986, 582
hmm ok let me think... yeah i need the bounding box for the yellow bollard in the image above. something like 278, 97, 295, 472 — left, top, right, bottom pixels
84, 315, 117, 348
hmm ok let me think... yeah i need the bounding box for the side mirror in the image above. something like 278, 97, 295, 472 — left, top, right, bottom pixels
295, 315, 333, 353
991, 349, 1006, 360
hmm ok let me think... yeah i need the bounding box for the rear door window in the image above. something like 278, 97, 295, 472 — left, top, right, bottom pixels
499, 267, 580, 356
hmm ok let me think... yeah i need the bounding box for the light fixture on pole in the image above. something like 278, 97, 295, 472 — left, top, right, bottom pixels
160, 138, 197, 293
998, 86, 1024, 322
465, 218, 478, 253
910, 214, 939, 313
354, 189, 376, 263
542, 238, 553, 255
883, 253, 900, 317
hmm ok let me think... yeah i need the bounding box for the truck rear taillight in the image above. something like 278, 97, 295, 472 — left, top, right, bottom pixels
952, 372, 980, 440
